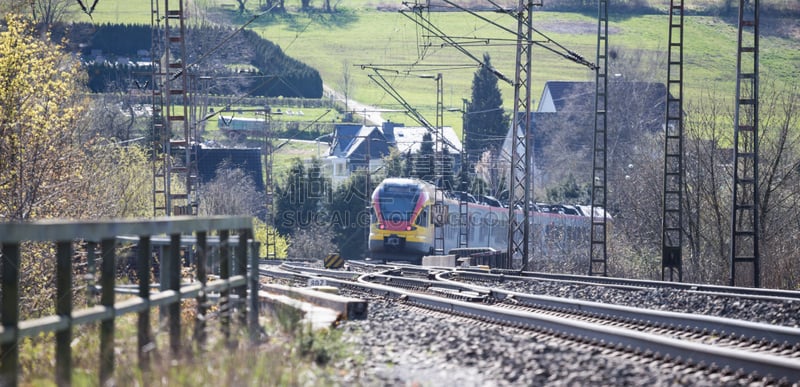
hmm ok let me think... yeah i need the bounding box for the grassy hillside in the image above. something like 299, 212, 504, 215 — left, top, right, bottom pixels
72, 0, 799, 137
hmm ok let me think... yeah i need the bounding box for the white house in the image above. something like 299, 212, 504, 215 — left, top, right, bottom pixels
323, 121, 462, 188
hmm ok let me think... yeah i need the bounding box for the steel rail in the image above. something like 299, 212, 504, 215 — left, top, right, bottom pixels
453, 268, 800, 301
434, 272, 800, 348
353, 268, 800, 349
261, 267, 800, 382
277, 264, 367, 280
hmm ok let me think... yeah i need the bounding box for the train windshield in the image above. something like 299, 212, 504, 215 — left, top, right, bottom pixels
377, 184, 421, 222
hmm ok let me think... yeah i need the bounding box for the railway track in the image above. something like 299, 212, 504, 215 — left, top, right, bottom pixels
261, 262, 800, 384
448, 266, 800, 302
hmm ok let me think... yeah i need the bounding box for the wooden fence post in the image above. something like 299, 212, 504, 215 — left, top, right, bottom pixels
195, 231, 208, 345
236, 229, 248, 326
168, 233, 181, 355
55, 241, 73, 386
137, 236, 152, 371
219, 230, 230, 342
86, 242, 97, 307
1, 243, 20, 386
249, 241, 260, 343
99, 238, 116, 385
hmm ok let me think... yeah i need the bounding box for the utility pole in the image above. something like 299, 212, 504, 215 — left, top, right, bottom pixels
432, 73, 446, 255
730, 0, 760, 287
150, 0, 198, 217
507, 0, 535, 270
264, 107, 278, 259
589, 0, 609, 276
661, 0, 685, 282
458, 99, 470, 249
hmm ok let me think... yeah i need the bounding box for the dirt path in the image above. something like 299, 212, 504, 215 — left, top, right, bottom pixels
323, 84, 385, 125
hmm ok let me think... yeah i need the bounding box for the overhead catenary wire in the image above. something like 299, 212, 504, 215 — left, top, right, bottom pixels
406, 0, 597, 72
399, 6, 514, 85
361, 66, 461, 153
170, 5, 277, 82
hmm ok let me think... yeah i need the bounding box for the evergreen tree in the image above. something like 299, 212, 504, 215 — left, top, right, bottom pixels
403, 150, 414, 178
412, 132, 435, 182
382, 148, 406, 178
440, 147, 456, 191
274, 158, 330, 236
328, 171, 370, 259
466, 53, 508, 164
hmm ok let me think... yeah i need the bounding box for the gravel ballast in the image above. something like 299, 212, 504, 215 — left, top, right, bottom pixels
332, 291, 764, 386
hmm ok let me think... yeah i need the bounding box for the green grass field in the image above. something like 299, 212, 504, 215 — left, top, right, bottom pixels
73, 0, 799, 139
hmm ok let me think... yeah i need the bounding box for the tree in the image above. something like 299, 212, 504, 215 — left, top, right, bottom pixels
0, 16, 158, 320
287, 226, 336, 259
546, 173, 590, 204
329, 171, 370, 259
79, 141, 152, 218
0, 15, 89, 220
235, 0, 248, 14
472, 150, 507, 198
681, 85, 800, 288
439, 147, 456, 191
274, 157, 330, 236
411, 132, 435, 182
752, 85, 800, 288
199, 161, 265, 217
465, 53, 508, 164
382, 148, 407, 178
30, 0, 74, 28
339, 61, 354, 113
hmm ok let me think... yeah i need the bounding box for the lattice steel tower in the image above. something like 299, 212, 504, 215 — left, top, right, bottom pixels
151, 0, 198, 216
507, 0, 535, 270
730, 0, 760, 287
458, 99, 471, 249
589, 0, 609, 276
264, 110, 278, 259
661, 0, 685, 282
433, 74, 446, 255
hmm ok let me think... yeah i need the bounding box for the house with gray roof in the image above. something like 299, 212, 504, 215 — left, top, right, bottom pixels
499, 80, 668, 186
324, 121, 462, 187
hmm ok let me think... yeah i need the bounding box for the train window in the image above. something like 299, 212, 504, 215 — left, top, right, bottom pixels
416, 208, 429, 227
377, 185, 421, 222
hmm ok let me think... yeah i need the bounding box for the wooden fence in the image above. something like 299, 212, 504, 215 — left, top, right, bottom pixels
0, 216, 258, 386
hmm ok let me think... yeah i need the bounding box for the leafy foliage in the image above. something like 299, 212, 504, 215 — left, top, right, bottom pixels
253, 218, 289, 258
0, 15, 89, 220
79, 141, 152, 218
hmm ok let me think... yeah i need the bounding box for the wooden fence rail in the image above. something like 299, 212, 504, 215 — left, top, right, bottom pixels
0, 216, 257, 386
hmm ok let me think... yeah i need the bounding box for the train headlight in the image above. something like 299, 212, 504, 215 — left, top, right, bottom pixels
379, 224, 385, 230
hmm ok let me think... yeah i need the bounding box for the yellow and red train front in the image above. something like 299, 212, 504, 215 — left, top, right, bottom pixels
368, 178, 435, 257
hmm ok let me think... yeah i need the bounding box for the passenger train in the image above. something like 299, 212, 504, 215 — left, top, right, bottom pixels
368, 178, 608, 264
